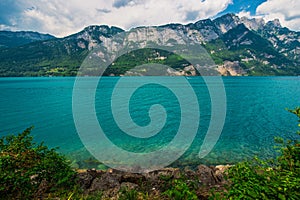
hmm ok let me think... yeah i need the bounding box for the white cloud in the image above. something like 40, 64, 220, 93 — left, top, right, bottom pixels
256, 0, 300, 31
237, 11, 252, 19
0, 24, 14, 31
3, 0, 232, 37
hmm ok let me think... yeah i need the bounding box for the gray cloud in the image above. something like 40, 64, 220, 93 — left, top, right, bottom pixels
0, 0, 233, 37
113, 0, 131, 8
0, 0, 23, 26
96, 8, 111, 14
185, 11, 199, 21
285, 14, 300, 22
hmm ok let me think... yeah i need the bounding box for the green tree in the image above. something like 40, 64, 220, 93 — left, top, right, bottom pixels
0, 127, 76, 199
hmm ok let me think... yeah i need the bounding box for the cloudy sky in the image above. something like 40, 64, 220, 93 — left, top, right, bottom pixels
0, 0, 299, 37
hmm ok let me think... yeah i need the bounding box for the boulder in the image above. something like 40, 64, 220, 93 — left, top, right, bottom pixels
196, 165, 218, 185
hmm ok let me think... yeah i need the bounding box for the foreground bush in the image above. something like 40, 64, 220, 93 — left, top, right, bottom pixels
0, 127, 76, 199
213, 108, 300, 199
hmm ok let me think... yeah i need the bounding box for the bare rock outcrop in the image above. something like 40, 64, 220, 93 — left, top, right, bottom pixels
76, 165, 230, 199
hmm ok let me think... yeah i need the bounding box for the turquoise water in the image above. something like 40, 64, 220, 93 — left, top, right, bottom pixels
0, 76, 299, 169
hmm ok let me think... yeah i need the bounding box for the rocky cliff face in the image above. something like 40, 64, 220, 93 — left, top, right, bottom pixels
65, 13, 299, 53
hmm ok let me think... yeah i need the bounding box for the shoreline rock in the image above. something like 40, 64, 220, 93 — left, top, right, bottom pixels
76, 165, 231, 199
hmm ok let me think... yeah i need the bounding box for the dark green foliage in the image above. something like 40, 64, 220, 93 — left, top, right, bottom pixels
163, 179, 198, 200
0, 38, 88, 77
119, 187, 139, 200
212, 108, 300, 199
276, 108, 300, 172
0, 127, 76, 199
159, 174, 198, 200
56, 189, 103, 200
104, 48, 192, 76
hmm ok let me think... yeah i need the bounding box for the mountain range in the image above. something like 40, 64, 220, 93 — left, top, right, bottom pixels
0, 13, 299, 77
0, 31, 55, 49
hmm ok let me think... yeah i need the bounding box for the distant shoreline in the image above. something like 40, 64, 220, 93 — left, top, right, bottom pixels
1, 75, 300, 78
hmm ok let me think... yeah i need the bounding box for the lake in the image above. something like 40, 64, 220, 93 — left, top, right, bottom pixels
0, 76, 299, 169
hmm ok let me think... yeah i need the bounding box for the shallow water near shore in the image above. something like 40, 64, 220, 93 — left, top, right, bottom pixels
0, 76, 299, 169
